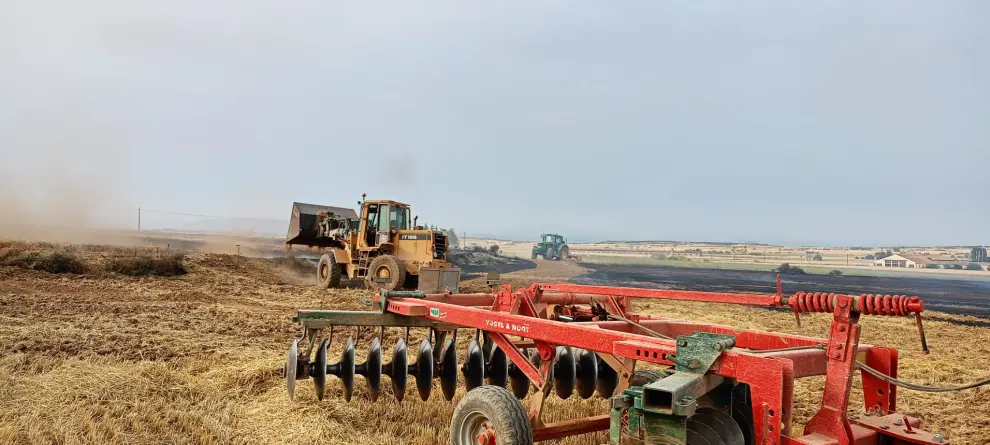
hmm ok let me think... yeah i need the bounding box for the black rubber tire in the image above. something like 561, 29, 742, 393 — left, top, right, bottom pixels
629, 369, 670, 387
365, 255, 406, 291
558, 246, 569, 261
450, 385, 533, 445
317, 254, 342, 288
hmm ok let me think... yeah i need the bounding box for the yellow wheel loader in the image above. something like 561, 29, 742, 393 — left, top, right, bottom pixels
285, 194, 460, 292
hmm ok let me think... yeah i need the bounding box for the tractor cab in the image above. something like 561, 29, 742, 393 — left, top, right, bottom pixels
542, 234, 565, 244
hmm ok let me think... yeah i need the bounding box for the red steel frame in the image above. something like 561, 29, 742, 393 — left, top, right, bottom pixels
369, 282, 942, 445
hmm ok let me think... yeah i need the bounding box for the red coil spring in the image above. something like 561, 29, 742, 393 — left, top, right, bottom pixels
789, 292, 838, 313
788, 292, 920, 316
858, 294, 915, 316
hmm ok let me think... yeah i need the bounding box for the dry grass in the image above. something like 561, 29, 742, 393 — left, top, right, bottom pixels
105, 251, 186, 276
1, 244, 988, 444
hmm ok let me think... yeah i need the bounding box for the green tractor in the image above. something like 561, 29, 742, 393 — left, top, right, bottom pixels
531, 233, 570, 260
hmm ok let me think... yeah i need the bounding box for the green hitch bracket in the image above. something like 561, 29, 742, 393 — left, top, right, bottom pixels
669, 332, 736, 373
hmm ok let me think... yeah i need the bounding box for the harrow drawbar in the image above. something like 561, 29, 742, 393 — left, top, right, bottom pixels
283, 280, 950, 445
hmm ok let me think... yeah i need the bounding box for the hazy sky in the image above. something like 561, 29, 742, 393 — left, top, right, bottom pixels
1, 1, 988, 245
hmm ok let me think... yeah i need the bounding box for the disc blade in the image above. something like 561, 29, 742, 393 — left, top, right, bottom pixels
385, 338, 408, 402
286, 339, 298, 401
313, 339, 328, 401
686, 414, 726, 445
553, 346, 575, 399
462, 339, 485, 391
486, 345, 508, 388
731, 385, 755, 445
507, 349, 533, 399
357, 337, 382, 402
439, 337, 458, 400
595, 353, 619, 398
693, 408, 745, 445
574, 348, 598, 399
411, 338, 434, 401
328, 338, 356, 402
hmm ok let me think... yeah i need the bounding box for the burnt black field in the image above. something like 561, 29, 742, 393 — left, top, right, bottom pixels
572, 263, 990, 317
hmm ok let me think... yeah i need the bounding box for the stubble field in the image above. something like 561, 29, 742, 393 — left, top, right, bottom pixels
1, 242, 988, 444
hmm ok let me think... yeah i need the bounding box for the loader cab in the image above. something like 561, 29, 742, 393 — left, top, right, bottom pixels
362, 201, 412, 247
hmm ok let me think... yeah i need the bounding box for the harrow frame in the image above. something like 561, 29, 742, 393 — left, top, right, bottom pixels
288, 280, 945, 445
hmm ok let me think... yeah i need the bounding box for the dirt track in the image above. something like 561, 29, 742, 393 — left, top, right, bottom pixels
574, 263, 990, 317
1, 250, 989, 444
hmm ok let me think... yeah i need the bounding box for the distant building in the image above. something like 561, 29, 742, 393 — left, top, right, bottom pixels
873, 254, 926, 268
874, 254, 986, 270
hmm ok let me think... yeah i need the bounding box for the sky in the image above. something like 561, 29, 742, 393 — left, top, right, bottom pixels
1, 1, 988, 246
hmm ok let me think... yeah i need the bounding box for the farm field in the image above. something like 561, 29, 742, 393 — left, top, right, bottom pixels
575, 263, 990, 317
1, 241, 989, 444
466, 238, 990, 279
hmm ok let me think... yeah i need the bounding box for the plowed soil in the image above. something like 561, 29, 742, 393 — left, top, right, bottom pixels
1, 247, 988, 444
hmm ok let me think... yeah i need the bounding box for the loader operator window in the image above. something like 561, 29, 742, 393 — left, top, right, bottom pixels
366, 204, 381, 246
377, 205, 390, 233
390, 206, 410, 231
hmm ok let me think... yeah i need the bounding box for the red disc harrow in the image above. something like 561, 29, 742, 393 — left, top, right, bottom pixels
284, 277, 949, 445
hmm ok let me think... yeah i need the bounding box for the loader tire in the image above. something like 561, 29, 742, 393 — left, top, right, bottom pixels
366, 255, 406, 292
450, 385, 532, 445
317, 254, 342, 288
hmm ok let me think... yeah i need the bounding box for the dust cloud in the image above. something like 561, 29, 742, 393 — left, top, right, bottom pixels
0, 112, 135, 245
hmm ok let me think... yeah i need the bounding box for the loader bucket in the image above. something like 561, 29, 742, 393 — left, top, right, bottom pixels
418, 267, 461, 293
285, 202, 359, 247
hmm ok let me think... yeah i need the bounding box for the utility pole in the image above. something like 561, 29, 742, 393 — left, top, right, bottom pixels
137, 207, 141, 231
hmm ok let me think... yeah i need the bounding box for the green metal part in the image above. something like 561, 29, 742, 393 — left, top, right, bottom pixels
669, 332, 735, 373
642, 372, 724, 417
612, 387, 688, 444
293, 310, 455, 329
608, 331, 738, 444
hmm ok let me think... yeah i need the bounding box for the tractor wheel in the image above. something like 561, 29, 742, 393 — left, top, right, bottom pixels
317, 254, 342, 288
450, 385, 532, 445
366, 255, 407, 292
544, 249, 555, 261
558, 246, 569, 261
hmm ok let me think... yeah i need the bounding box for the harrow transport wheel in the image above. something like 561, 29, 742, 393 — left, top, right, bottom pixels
450, 386, 533, 445
366, 255, 406, 292
317, 254, 342, 288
